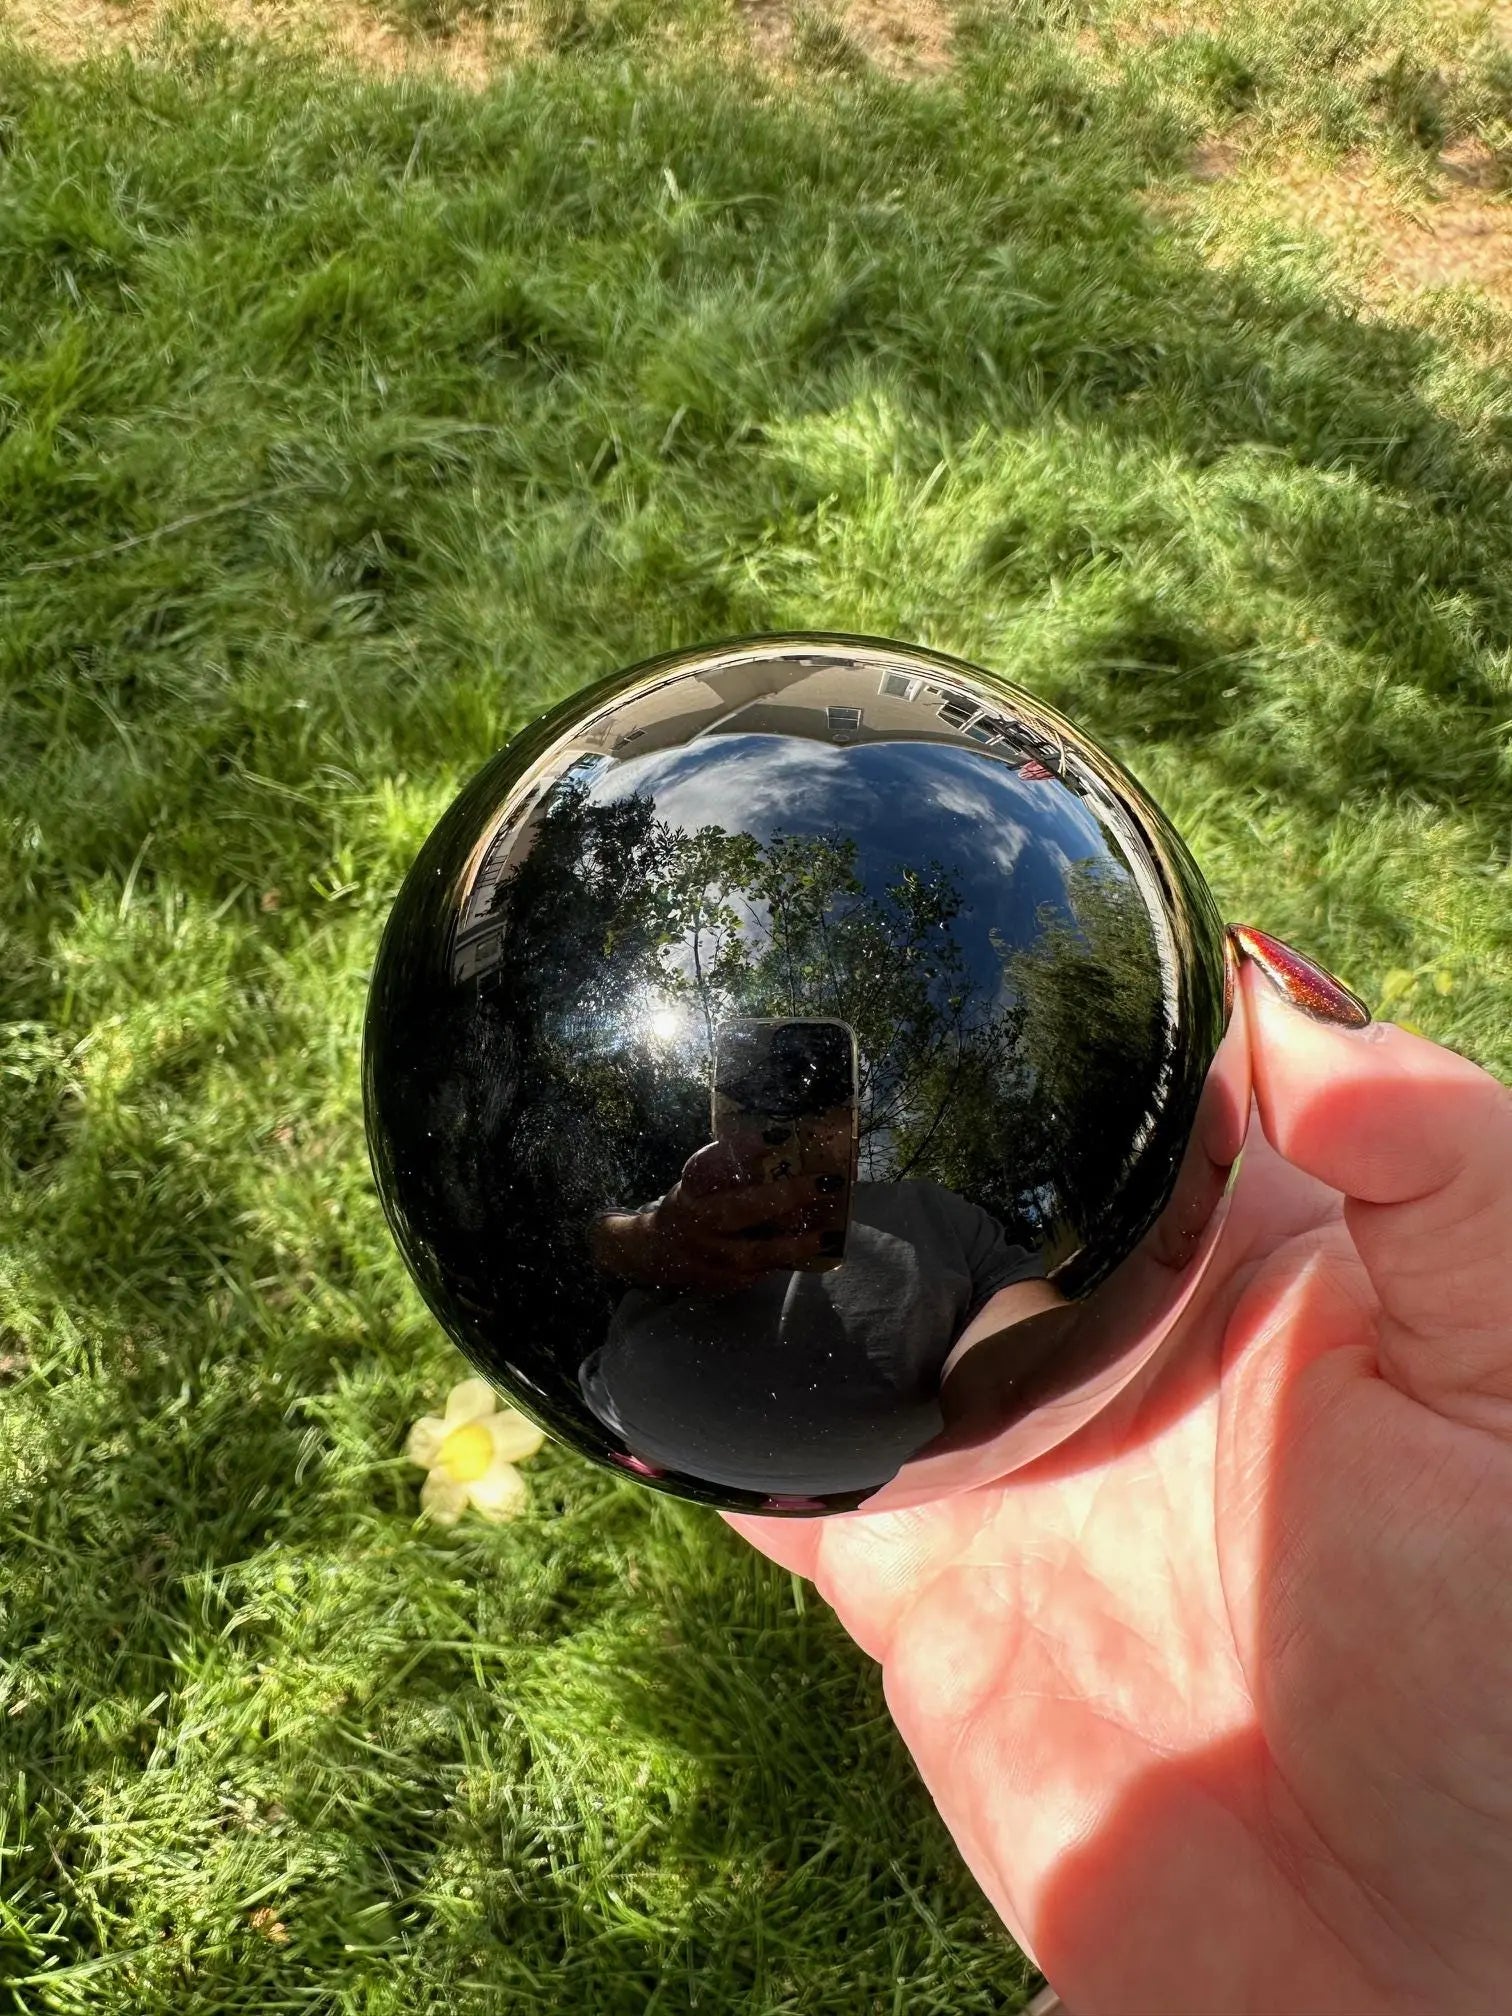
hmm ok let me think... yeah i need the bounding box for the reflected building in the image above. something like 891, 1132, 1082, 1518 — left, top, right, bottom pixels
448, 642, 1181, 1046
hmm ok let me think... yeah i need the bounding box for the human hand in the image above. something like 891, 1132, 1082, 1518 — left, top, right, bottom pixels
727, 953, 1512, 2014
589, 1134, 834, 1293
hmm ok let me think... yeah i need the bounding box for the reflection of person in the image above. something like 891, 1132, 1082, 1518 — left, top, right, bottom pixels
724, 957, 1512, 2016
582, 1140, 1053, 1498
587, 1135, 840, 1292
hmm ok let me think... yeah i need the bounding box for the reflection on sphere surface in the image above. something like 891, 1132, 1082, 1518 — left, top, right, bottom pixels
364, 636, 1248, 1514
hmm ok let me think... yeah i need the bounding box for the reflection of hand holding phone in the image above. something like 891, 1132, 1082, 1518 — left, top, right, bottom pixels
585, 1017, 860, 1292
711, 1017, 858, 1272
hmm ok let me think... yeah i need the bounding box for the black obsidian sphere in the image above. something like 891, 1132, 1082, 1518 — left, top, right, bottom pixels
364, 636, 1250, 1515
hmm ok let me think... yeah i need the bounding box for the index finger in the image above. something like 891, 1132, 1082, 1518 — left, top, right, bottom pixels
679, 1172, 830, 1235
679, 1134, 781, 1196
1243, 962, 1512, 1430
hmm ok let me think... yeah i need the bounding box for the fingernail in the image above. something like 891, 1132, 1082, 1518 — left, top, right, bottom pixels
611, 1452, 665, 1479
1227, 924, 1371, 1029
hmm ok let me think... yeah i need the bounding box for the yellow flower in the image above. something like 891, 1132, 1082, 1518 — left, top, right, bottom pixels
406, 1378, 545, 1526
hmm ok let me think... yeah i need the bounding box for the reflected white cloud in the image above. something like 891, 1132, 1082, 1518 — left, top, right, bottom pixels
594, 736, 873, 841
591, 733, 1102, 860
583, 731, 1147, 987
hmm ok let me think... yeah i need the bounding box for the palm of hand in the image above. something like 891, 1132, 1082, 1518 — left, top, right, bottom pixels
730, 977, 1512, 2016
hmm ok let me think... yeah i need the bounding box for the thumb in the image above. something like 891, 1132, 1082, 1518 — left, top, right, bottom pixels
1239, 946, 1512, 1434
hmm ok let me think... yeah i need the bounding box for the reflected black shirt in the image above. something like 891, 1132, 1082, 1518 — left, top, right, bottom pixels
579, 1180, 1046, 1498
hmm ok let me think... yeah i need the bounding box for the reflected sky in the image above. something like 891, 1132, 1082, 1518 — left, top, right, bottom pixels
587, 732, 1144, 1011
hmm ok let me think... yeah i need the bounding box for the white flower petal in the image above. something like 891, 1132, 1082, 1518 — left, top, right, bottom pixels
466, 1461, 528, 1522
485, 1408, 546, 1465
420, 1471, 469, 1525
405, 1416, 449, 1468
444, 1377, 498, 1425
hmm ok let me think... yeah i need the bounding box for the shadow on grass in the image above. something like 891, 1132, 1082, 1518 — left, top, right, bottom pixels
462, 1510, 1044, 2011
0, 14, 1509, 950
2, 11, 1511, 2010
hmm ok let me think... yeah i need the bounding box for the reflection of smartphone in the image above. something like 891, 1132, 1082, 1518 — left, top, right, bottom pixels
711, 1018, 859, 1271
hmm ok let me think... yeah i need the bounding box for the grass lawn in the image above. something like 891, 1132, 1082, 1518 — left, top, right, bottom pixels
1, 0, 1510, 2008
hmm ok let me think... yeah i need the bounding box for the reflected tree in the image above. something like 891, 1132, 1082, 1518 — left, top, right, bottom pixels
682, 831, 984, 1175
484, 780, 1165, 1229
994, 855, 1171, 1265
395, 772, 1171, 1385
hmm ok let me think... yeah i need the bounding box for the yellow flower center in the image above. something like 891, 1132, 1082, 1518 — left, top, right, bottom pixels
439, 1420, 493, 1484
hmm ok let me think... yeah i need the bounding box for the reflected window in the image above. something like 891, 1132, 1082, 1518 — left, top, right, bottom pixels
827, 706, 864, 737
878, 670, 921, 700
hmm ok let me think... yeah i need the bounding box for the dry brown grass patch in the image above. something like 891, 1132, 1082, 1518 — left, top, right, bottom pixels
1096, 0, 1224, 48
1, 0, 535, 86
734, 0, 791, 65
7, 0, 961, 83
734, 0, 956, 76
1189, 135, 1242, 182
845, 0, 954, 72
1161, 129, 1512, 311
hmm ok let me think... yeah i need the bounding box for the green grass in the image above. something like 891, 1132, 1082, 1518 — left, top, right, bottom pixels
2, 1, 1511, 2008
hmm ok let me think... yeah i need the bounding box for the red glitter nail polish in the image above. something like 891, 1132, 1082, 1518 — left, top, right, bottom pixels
1227, 924, 1371, 1029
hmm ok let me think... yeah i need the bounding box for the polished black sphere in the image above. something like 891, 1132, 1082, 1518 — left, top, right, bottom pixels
364, 636, 1250, 1514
